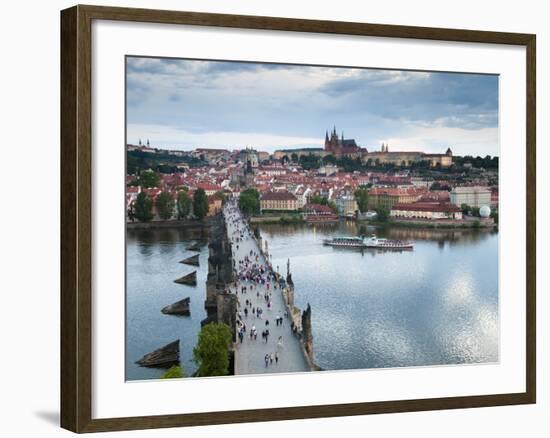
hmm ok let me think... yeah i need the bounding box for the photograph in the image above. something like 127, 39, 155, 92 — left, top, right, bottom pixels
125, 56, 500, 381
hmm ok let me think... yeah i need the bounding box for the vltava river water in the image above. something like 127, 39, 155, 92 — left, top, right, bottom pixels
126, 222, 498, 380
126, 228, 208, 381
259, 222, 499, 371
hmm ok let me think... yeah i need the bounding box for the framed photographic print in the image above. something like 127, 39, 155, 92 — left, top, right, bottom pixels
60, 4, 536, 433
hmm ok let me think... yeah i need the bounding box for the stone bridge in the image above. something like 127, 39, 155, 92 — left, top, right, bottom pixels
225, 204, 314, 375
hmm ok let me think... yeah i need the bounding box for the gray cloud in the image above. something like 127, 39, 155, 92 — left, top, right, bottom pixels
126, 57, 499, 155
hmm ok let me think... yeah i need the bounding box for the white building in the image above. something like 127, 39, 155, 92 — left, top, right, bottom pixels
391, 202, 463, 220
335, 195, 358, 216
318, 164, 339, 176
450, 186, 491, 208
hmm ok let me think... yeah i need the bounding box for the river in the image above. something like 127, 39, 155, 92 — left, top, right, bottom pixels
126, 227, 208, 381
259, 221, 499, 371
126, 221, 499, 380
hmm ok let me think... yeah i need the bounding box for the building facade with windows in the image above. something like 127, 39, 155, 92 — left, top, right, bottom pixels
390, 202, 463, 220
260, 191, 298, 211
368, 187, 427, 210
450, 186, 492, 208
335, 195, 358, 216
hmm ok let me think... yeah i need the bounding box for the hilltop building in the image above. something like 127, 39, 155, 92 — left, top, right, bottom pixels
272, 148, 326, 161
324, 126, 367, 158
364, 143, 453, 167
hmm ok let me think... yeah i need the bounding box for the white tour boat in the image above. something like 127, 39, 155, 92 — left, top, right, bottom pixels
323, 235, 414, 250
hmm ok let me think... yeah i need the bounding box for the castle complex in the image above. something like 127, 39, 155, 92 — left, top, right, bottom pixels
322, 126, 453, 167
324, 126, 367, 158
365, 142, 453, 168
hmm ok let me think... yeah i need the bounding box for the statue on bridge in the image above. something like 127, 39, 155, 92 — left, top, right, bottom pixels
286, 258, 293, 287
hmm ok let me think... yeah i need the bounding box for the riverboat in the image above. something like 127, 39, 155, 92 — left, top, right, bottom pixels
323, 235, 414, 250
323, 236, 365, 248
363, 236, 414, 250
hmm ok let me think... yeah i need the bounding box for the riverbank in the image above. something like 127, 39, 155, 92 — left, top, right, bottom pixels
361, 218, 496, 229
126, 218, 212, 230
251, 215, 495, 230
258, 220, 499, 371
249, 215, 305, 225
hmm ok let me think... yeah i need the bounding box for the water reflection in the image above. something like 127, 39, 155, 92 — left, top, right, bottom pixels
126, 227, 208, 381
126, 221, 499, 378
259, 221, 499, 371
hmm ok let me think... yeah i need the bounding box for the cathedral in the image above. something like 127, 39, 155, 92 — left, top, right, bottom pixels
324, 126, 366, 158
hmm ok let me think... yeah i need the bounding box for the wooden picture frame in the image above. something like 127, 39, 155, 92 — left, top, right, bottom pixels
60, 4, 536, 433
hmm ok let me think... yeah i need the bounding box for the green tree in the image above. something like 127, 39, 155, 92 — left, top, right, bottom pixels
214, 190, 227, 204
460, 203, 471, 216
291, 152, 299, 163
310, 194, 329, 206
239, 188, 260, 215
298, 153, 321, 170
160, 364, 186, 379
134, 192, 154, 222
309, 194, 323, 205
138, 170, 161, 188
193, 323, 232, 377
327, 200, 338, 213
155, 191, 175, 220
375, 206, 390, 222
354, 188, 369, 213
193, 188, 209, 220
323, 154, 336, 164
127, 202, 136, 222
430, 182, 442, 191
336, 156, 363, 172
176, 190, 192, 219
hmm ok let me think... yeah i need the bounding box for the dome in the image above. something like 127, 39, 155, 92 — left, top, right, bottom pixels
479, 205, 491, 218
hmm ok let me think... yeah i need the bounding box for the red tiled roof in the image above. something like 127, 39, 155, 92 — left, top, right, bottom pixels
369, 187, 427, 196
304, 203, 333, 213
419, 191, 450, 202
260, 191, 297, 201
197, 183, 223, 191
392, 202, 461, 213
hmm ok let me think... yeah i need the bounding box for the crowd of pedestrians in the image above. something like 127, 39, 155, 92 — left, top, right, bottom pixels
224, 201, 290, 370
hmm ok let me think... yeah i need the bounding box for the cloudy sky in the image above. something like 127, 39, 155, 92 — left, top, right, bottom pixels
126, 57, 499, 156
